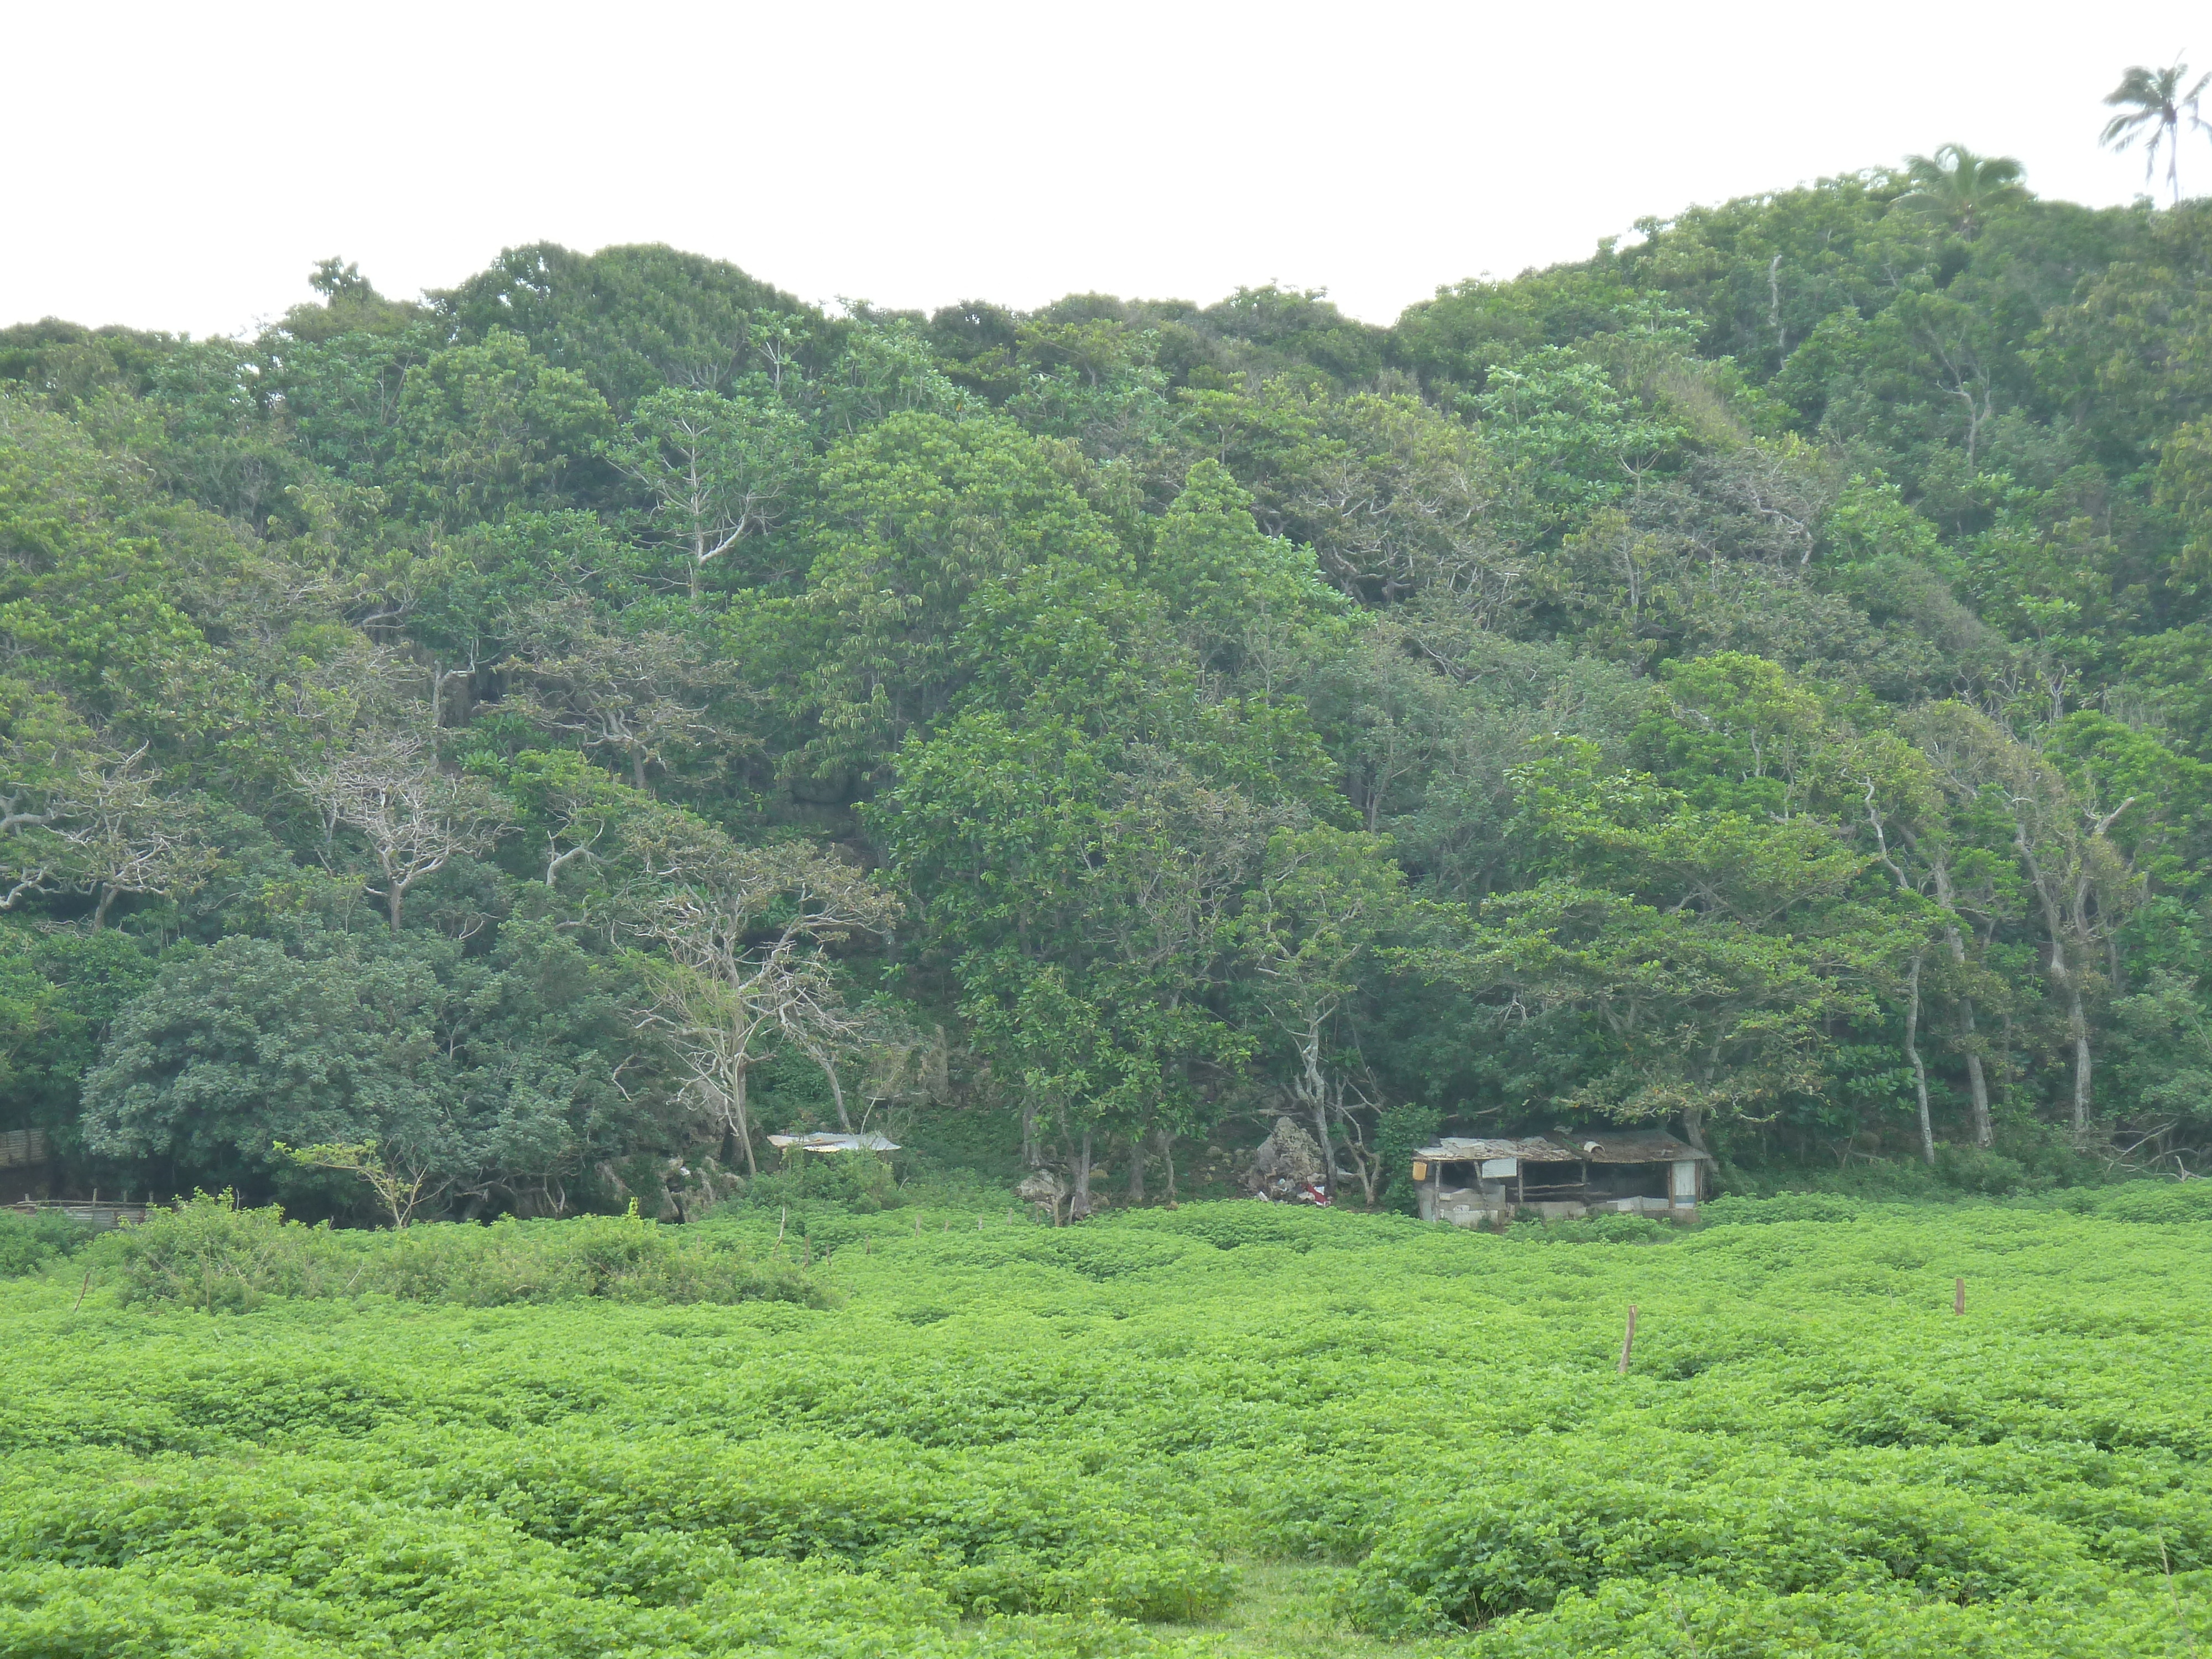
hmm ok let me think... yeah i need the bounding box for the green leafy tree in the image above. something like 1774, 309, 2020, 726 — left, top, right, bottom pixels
1238, 824, 1406, 1199
83, 920, 633, 1212
389, 329, 612, 526
608, 387, 810, 597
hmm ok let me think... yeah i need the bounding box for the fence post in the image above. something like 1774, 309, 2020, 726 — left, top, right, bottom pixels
1617, 1304, 1639, 1375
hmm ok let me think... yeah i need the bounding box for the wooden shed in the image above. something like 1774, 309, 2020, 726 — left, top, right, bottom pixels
1412, 1131, 1711, 1225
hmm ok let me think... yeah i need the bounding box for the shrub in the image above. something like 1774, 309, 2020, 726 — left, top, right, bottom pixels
369, 1212, 825, 1307
738, 1150, 907, 1215
1703, 1192, 1870, 1224
1337, 1475, 2085, 1632
97, 1196, 825, 1312
99, 1191, 357, 1311
0, 1210, 95, 1277
1934, 1142, 2035, 1194
2080, 1179, 2212, 1224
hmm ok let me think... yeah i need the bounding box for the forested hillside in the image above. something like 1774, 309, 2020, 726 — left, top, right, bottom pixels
5, 152, 2209, 1219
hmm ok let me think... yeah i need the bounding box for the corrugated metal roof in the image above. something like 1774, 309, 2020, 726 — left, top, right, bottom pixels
1415, 1132, 1710, 1164
1415, 1137, 1581, 1163
1569, 1131, 1712, 1163
766, 1132, 901, 1153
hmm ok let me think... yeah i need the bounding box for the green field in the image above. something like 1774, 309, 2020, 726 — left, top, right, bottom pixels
6, 1193, 2212, 1657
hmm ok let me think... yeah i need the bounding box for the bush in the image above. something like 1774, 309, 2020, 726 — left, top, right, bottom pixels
1702, 1192, 1871, 1225
1934, 1142, 2036, 1194
0, 1210, 96, 1277
1337, 1475, 2085, 1632
1376, 1102, 1441, 1215
2078, 1179, 2212, 1224
1506, 1213, 1676, 1244
371, 1212, 825, 1307
737, 1150, 907, 1215
100, 1191, 357, 1311
98, 1194, 826, 1312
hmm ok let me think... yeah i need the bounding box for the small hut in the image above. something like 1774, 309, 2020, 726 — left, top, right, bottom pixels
1411, 1130, 1710, 1224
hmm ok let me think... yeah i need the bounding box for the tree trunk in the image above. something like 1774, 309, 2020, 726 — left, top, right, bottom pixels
91, 885, 117, 930
2017, 836, 2094, 1134
1905, 952, 1935, 1166
731, 1063, 758, 1177
1157, 1124, 1178, 1204
1959, 1006, 1993, 1147
1923, 859, 1993, 1147
1681, 1102, 1710, 1156
2068, 986, 2093, 1134
1070, 1130, 1094, 1220
1300, 1017, 1338, 1190
1937, 919, 1993, 1147
1126, 1123, 1146, 1203
823, 1061, 852, 1132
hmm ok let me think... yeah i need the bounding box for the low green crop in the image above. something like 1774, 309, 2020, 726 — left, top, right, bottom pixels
2, 1194, 2208, 1656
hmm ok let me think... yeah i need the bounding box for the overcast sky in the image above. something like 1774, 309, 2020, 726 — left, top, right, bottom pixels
4, 0, 2205, 338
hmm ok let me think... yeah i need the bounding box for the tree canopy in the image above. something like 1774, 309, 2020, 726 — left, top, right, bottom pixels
10, 140, 2212, 1218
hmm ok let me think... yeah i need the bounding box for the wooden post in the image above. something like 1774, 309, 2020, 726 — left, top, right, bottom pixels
774, 1206, 786, 1257
1617, 1304, 1639, 1375
1954, 1276, 1965, 1316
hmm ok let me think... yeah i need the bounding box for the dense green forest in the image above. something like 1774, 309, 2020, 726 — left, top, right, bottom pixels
6, 148, 2211, 1220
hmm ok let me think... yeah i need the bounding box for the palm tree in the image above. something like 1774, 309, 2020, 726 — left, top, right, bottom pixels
1898, 145, 2029, 239
2102, 61, 2211, 205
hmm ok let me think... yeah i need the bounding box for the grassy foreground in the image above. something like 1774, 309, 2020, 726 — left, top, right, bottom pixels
2, 1192, 2210, 1656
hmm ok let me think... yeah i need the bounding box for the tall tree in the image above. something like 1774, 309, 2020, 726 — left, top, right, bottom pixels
607, 387, 810, 598
1898, 145, 2028, 239
297, 736, 512, 932
1913, 706, 2141, 1135
2103, 62, 2211, 205
1239, 824, 1405, 1198
625, 828, 899, 1174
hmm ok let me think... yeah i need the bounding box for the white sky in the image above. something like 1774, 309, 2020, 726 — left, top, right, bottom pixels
3, 0, 2204, 339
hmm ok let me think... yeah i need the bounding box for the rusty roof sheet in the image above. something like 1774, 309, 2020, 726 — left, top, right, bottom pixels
1416, 1137, 1582, 1163
1566, 1131, 1712, 1163
1415, 1131, 1711, 1164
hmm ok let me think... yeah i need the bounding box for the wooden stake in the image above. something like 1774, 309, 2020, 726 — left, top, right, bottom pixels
1617, 1304, 1639, 1375
1954, 1276, 1965, 1317
70, 1264, 93, 1314
774, 1206, 786, 1256
2162, 1537, 2203, 1659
